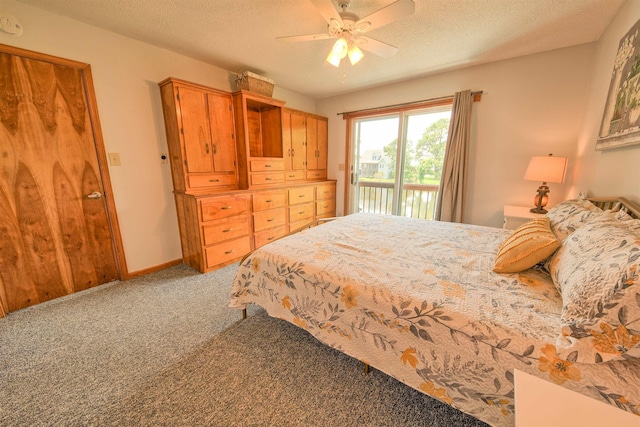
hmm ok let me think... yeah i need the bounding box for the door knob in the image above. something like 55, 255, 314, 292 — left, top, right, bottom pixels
86, 191, 102, 199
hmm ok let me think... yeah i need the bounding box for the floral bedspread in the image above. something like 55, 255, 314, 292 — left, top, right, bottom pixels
229, 213, 640, 426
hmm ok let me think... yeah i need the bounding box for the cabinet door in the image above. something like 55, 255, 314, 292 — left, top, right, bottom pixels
317, 117, 328, 171
291, 112, 307, 170
282, 110, 293, 170
207, 93, 236, 172
306, 116, 318, 170
177, 87, 213, 173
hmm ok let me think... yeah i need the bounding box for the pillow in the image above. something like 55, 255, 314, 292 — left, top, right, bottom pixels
544, 199, 603, 241
550, 215, 640, 363
493, 217, 560, 273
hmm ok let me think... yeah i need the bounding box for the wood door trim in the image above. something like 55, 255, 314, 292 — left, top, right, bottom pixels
0, 43, 128, 280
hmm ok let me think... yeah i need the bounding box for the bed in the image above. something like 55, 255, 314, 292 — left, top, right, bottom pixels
229, 197, 640, 426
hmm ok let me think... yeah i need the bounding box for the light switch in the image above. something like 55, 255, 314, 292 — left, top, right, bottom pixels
108, 152, 121, 166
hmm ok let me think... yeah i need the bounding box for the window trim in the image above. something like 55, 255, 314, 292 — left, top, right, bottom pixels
343, 98, 454, 216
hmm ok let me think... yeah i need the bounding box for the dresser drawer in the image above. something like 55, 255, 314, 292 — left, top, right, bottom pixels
202, 215, 250, 246
316, 183, 335, 201
285, 170, 306, 181
250, 159, 284, 172
254, 225, 287, 249
252, 190, 287, 211
200, 194, 250, 222
250, 172, 285, 186
288, 186, 314, 205
289, 202, 314, 223
253, 207, 286, 232
316, 200, 335, 216
188, 173, 237, 189
306, 170, 327, 180
289, 218, 314, 232
205, 237, 251, 269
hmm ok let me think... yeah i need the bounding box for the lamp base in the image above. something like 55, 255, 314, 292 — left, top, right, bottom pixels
531, 184, 550, 214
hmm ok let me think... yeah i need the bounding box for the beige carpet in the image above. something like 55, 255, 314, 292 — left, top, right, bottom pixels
0, 263, 488, 426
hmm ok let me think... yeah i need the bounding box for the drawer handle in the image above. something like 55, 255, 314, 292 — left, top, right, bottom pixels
267, 218, 274, 222
299, 211, 305, 214
221, 206, 233, 210
288, 175, 295, 178
209, 179, 220, 182
265, 199, 273, 203
222, 228, 234, 233
264, 164, 272, 168
268, 237, 274, 241
324, 205, 328, 209
225, 249, 235, 255
298, 195, 305, 198
265, 177, 273, 181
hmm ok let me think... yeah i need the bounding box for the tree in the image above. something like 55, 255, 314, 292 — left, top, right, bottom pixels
383, 138, 398, 179
415, 118, 449, 182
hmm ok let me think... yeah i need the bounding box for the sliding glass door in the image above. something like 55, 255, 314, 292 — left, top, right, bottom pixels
349, 106, 451, 219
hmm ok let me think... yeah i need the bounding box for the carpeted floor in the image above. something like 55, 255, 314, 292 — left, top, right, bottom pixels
0, 263, 489, 426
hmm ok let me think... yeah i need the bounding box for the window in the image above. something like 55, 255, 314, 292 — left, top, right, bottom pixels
345, 100, 452, 219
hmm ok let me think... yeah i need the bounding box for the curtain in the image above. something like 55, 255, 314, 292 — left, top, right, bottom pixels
435, 90, 473, 223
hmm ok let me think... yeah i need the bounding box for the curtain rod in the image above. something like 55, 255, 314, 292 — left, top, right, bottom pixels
337, 90, 483, 116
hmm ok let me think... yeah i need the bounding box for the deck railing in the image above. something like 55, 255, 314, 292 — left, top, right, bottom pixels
357, 181, 440, 220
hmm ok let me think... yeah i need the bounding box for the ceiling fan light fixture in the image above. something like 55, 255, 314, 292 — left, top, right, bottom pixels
332, 37, 349, 58
348, 44, 363, 65
326, 50, 342, 67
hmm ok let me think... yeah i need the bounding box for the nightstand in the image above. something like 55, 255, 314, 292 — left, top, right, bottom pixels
514, 370, 638, 427
503, 205, 545, 230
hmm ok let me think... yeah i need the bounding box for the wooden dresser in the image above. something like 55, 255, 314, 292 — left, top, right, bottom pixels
159, 78, 335, 272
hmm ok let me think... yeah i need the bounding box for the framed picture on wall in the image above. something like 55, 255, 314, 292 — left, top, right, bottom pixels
597, 19, 640, 150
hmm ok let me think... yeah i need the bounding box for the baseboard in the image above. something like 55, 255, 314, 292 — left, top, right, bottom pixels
125, 258, 184, 279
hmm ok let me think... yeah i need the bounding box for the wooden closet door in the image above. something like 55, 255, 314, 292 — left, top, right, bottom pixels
0, 47, 121, 314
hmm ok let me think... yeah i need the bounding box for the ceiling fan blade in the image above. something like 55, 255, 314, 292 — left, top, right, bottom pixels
355, 0, 415, 33
276, 33, 333, 43
356, 36, 398, 58
310, 0, 343, 29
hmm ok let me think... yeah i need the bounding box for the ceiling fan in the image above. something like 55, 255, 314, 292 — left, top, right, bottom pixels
277, 0, 415, 67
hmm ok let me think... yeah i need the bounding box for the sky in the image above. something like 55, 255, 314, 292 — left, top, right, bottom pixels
356, 109, 451, 153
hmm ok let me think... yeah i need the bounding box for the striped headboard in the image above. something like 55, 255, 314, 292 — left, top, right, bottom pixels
588, 197, 640, 219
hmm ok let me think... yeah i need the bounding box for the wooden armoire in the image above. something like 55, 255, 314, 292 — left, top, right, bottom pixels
159, 78, 335, 273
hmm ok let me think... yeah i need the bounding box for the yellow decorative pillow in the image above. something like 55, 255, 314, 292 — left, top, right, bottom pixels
493, 217, 560, 273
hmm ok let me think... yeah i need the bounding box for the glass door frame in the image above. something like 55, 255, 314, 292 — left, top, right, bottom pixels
345, 101, 453, 216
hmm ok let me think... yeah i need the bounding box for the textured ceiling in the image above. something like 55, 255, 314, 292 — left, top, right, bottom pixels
17, 0, 625, 99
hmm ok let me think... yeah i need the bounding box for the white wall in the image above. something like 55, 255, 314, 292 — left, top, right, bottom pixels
571, 0, 640, 202
0, 0, 316, 273
318, 44, 595, 227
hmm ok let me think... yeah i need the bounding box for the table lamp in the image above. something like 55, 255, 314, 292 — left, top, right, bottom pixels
524, 154, 567, 214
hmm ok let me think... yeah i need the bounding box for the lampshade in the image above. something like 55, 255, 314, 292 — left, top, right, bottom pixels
326, 37, 365, 68
348, 45, 363, 65
524, 155, 567, 184
326, 37, 349, 67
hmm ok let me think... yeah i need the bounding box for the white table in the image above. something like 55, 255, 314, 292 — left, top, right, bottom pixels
503, 205, 544, 230
514, 370, 639, 427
